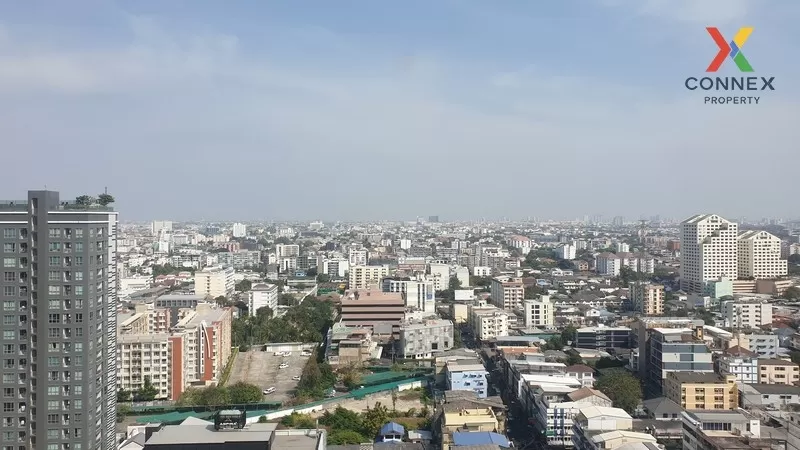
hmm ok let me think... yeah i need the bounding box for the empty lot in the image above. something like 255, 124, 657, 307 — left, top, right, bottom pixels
226, 350, 308, 403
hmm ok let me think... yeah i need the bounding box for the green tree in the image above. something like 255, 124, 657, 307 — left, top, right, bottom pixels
595, 357, 626, 369
236, 279, 253, 292
453, 327, 464, 348
595, 370, 643, 413
227, 382, 262, 404
97, 193, 115, 206
328, 430, 368, 445
116, 404, 131, 423
117, 388, 132, 403
200, 385, 231, 406
791, 351, 800, 364
782, 286, 800, 301
134, 376, 158, 401
176, 388, 202, 406
317, 273, 331, 282
361, 402, 390, 437
561, 325, 578, 346
74, 195, 95, 206
257, 416, 269, 423
565, 352, 583, 366
281, 412, 316, 428
319, 406, 364, 433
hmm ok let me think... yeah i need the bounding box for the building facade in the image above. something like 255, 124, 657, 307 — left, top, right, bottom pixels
737, 230, 787, 280
0, 191, 119, 450
248, 283, 278, 313
680, 214, 739, 293
348, 265, 390, 289
398, 319, 454, 359
523, 296, 555, 328
629, 282, 664, 316
490, 277, 525, 310
664, 372, 738, 410
194, 266, 235, 298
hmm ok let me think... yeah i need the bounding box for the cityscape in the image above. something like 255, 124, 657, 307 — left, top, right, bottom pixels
2, 190, 800, 450
1, 2, 799, 450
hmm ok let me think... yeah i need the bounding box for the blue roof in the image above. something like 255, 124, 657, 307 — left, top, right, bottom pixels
452, 431, 510, 447
379, 421, 405, 436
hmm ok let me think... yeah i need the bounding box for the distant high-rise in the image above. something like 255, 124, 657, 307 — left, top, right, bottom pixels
150, 220, 172, 236
231, 222, 246, 238
428, 215, 439, 223
680, 214, 738, 293
0, 191, 119, 450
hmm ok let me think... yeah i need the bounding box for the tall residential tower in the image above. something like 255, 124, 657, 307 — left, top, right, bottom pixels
0, 191, 118, 450
679, 214, 738, 293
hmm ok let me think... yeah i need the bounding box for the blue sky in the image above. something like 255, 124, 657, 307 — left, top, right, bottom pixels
0, 0, 797, 221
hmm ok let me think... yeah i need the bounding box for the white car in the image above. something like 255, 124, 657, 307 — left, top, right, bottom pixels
279, 363, 289, 369
262, 387, 276, 395
292, 376, 301, 381
283, 352, 292, 356
300, 351, 312, 357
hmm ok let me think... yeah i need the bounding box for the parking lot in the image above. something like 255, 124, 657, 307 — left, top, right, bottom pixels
226, 350, 309, 403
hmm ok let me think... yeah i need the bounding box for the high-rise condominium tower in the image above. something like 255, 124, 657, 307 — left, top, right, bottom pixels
0, 191, 118, 450
679, 214, 738, 293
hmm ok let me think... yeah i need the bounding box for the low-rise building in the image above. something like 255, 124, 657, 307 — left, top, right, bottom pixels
758, 358, 800, 385
681, 410, 765, 450
575, 326, 631, 351
325, 322, 380, 367
663, 372, 738, 411
398, 318, 454, 359
248, 283, 278, 313
629, 282, 665, 316
717, 346, 759, 384
446, 360, 489, 398
491, 276, 525, 310
523, 296, 555, 328
194, 265, 235, 298
721, 298, 773, 329
469, 305, 510, 340
572, 406, 657, 450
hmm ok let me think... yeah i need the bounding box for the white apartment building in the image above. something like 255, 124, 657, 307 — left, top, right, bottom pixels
453, 266, 470, 287
718, 350, 759, 384
615, 242, 630, 253
594, 253, 621, 276
231, 222, 247, 238
194, 265, 235, 298
348, 248, 368, 266
491, 277, 525, 310
629, 282, 665, 315
318, 256, 349, 278
556, 244, 577, 260
473, 266, 492, 277
384, 277, 436, 312
397, 238, 412, 250
507, 235, 533, 253
276, 243, 300, 258
721, 299, 773, 328
523, 296, 555, 328
398, 319, 454, 359
680, 214, 739, 293
737, 230, 788, 280
249, 283, 279, 313
349, 264, 390, 289
151, 220, 173, 236
428, 263, 450, 291
470, 306, 510, 340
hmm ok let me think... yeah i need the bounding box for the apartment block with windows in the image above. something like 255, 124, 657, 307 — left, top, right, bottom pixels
193, 266, 235, 298
490, 276, 525, 310
523, 296, 554, 328
664, 372, 738, 410
758, 359, 800, 385
721, 299, 773, 329
737, 230, 787, 280
348, 265, 390, 289
680, 214, 739, 293
469, 306, 510, 340
648, 327, 714, 395
629, 282, 664, 316
0, 190, 119, 450
398, 319, 454, 359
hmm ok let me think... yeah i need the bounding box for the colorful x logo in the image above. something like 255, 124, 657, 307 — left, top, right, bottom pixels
706, 27, 754, 72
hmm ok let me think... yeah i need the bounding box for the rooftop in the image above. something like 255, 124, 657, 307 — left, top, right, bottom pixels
668, 372, 730, 384
144, 423, 278, 446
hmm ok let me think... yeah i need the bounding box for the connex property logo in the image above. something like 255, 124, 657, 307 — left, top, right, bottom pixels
684, 27, 775, 105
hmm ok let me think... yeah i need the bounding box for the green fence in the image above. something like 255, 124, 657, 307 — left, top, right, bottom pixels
135, 377, 429, 424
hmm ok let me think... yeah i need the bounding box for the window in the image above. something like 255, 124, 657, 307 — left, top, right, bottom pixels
47, 429, 59, 439
1, 302, 13, 311
2, 316, 12, 326
48, 243, 61, 252
48, 256, 60, 266
2, 287, 14, 297
75, 286, 83, 296
74, 371, 82, 381
2, 331, 13, 340
75, 256, 83, 266
73, 400, 82, 409
74, 272, 83, 281
2, 258, 15, 268
73, 385, 82, 395
74, 343, 82, 353
48, 300, 61, 310
47, 400, 59, 411
2, 273, 12, 282
47, 386, 59, 396
2, 229, 16, 239
47, 414, 58, 424
48, 314, 61, 324
48, 286, 61, 295
2, 244, 14, 253
75, 314, 83, 323
75, 242, 83, 252
47, 357, 59, 367
48, 271, 60, 281
74, 229, 83, 237
2, 345, 12, 354
48, 229, 61, 238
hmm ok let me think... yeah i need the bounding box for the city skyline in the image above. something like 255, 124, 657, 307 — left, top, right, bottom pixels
0, 1, 798, 220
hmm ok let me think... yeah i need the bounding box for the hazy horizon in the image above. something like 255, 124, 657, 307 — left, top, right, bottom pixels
1, 1, 797, 221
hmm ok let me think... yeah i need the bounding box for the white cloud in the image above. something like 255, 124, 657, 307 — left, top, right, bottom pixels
599, 0, 752, 24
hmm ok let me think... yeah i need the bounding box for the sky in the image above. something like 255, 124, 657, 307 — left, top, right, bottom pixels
0, 0, 798, 222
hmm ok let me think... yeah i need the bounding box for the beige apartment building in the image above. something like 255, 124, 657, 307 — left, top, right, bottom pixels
737, 230, 788, 280
680, 214, 739, 293
194, 265, 235, 298
117, 301, 233, 400
664, 372, 738, 410
491, 276, 525, 310
348, 264, 390, 289
758, 359, 800, 385
629, 282, 664, 315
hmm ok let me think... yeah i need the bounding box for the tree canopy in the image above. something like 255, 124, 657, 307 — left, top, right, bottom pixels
595, 369, 642, 413
232, 297, 334, 347
177, 382, 263, 406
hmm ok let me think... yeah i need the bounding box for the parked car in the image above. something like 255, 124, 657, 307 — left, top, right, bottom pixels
300, 351, 312, 357
292, 376, 301, 381
262, 387, 276, 395
279, 363, 289, 369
